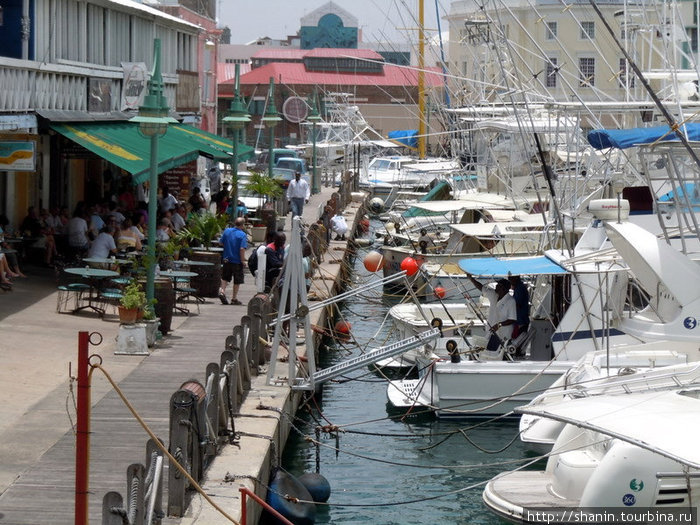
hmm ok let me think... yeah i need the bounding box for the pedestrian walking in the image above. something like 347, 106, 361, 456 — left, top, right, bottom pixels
286, 171, 310, 218
219, 217, 247, 305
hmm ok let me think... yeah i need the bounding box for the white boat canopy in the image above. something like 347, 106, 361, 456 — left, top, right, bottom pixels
518, 388, 700, 469
448, 218, 546, 238
409, 200, 513, 213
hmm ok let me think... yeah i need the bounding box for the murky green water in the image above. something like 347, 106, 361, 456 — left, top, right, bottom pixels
281, 241, 540, 524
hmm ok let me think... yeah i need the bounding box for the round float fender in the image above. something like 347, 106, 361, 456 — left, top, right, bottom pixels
266, 469, 316, 525
298, 472, 331, 503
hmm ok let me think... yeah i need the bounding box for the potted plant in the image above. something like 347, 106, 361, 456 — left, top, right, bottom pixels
177, 211, 228, 249
143, 300, 160, 347
176, 212, 229, 298
119, 281, 147, 324
246, 171, 283, 242
246, 170, 283, 205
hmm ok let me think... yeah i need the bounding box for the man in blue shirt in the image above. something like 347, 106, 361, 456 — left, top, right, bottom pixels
219, 217, 248, 305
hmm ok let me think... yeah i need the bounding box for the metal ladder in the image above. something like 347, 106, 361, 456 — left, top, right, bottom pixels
293, 328, 440, 390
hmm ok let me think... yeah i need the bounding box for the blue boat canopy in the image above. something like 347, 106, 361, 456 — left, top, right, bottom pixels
458, 256, 567, 278
387, 129, 418, 149
588, 124, 700, 150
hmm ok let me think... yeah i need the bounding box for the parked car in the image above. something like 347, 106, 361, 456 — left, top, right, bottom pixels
253, 148, 299, 172
273, 158, 310, 189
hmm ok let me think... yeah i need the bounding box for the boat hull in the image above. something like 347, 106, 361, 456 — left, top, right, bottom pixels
387, 360, 573, 417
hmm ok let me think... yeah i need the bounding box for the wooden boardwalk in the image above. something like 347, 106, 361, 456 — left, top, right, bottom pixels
0, 186, 359, 524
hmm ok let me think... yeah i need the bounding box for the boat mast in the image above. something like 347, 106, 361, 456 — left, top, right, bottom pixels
418, 0, 426, 159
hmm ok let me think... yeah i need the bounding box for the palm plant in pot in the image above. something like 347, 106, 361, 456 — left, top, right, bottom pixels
119, 281, 147, 324
246, 171, 283, 242
177, 211, 228, 249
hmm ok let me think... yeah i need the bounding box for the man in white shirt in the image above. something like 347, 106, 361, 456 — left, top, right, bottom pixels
467, 275, 516, 352
330, 212, 348, 241
170, 205, 186, 232
286, 171, 310, 218
88, 226, 117, 258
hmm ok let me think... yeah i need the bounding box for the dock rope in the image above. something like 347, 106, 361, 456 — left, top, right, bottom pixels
89, 361, 241, 525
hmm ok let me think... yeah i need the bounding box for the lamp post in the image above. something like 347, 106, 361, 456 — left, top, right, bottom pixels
306, 90, 322, 195
129, 38, 176, 308
261, 77, 281, 180
222, 63, 250, 222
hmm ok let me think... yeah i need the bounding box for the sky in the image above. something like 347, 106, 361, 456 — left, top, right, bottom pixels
218, 1, 445, 46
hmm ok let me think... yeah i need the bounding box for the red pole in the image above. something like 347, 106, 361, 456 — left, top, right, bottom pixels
239, 486, 294, 525
240, 488, 247, 525
75, 331, 90, 525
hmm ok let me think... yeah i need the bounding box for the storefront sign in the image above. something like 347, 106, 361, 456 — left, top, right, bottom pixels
121, 62, 148, 111
160, 161, 196, 202
0, 141, 35, 171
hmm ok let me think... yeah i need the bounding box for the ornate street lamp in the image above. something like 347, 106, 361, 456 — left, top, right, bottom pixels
221, 63, 250, 221
129, 38, 177, 308
261, 77, 281, 180
306, 90, 322, 195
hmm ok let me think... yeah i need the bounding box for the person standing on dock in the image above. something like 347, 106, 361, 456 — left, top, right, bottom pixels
287, 170, 310, 218
219, 217, 247, 305
466, 274, 516, 351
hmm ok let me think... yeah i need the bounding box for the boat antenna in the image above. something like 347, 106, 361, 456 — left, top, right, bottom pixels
588, 0, 700, 171
532, 133, 574, 257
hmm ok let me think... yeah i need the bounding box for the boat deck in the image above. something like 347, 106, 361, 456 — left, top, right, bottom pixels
485, 471, 578, 518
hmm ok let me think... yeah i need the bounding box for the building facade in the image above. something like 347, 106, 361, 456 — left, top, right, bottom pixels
0, 0, 221, 226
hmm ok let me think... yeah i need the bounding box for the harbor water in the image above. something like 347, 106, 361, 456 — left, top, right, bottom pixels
282, 236, 539, 524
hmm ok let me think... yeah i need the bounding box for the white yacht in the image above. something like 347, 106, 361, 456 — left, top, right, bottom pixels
484, 387, 700, 522
387, 200, 640, 417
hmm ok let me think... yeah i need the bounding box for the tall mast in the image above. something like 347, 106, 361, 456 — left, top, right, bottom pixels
418, 0, 426, 159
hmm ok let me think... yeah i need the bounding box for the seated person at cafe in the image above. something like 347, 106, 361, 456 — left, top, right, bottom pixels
21, 206, 57, 266
88, 225, 117, 259
116, 218, 142, 252
156, 218, 171, 242
188, 186, 206, 214
0, 215, 25, 277
68, 203, 90, 255
170, 205, 186, 232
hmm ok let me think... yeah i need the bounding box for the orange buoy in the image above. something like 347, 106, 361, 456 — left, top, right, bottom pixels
334, 321, 352, 335
400, 257, 419, 277
433, 286, 446, 299
363, 251, 386, 272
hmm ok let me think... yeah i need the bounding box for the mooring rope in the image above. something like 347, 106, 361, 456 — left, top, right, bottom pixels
89, 362, 241, 525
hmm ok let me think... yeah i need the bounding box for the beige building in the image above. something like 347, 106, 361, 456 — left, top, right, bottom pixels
445, 0, 692, 109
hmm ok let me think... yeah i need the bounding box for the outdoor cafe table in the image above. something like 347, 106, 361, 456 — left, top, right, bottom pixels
64, 267, 119, 317
172, 259, 214, 268
83, 257, 130, 265
161, 269, 198, 314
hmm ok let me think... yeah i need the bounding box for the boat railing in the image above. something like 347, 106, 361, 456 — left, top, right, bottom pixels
239, 486, 295, 525
531, 361, 700, 402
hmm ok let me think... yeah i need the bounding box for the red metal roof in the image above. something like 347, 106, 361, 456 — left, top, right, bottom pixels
251, 48, 307, 60
303, 48, 383, 60
231, 62, 444, 88
217, 62, 251, 83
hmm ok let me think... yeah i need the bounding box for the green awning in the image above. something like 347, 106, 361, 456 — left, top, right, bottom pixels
51, 121, 253, 184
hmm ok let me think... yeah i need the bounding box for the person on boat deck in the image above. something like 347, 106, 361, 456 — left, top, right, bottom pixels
467, 275, 516, 351
418, 228, 434, 249
508, 274, 530, 338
